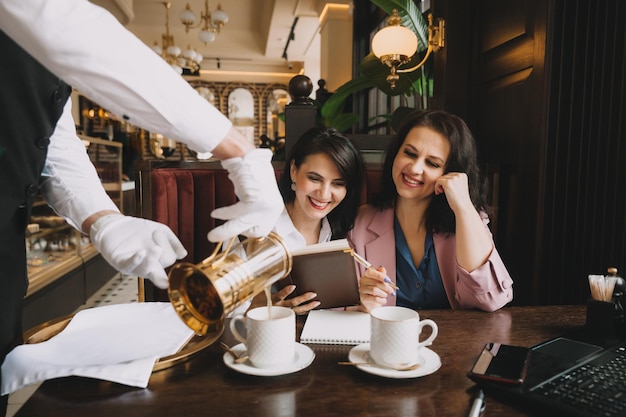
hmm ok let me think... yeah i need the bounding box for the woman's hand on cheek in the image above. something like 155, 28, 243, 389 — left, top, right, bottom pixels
434, 172, 473, 213
358, 266, 392, 313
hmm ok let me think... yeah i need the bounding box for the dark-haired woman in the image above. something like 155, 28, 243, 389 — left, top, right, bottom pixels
245, 126, 365, 315
348, 110, 513, 313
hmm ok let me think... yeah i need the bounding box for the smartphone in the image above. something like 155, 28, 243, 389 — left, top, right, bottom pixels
468, 342, 530, 385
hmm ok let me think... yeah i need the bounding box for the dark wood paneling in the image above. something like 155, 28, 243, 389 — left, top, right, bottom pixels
433, 0, 472, 114
479, 1, 528, 52
463, 0, 626, 305
467, 0, 549, 305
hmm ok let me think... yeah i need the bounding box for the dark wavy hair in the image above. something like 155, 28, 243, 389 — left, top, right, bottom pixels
278, 127, 365, 239
371, 110, 489, 234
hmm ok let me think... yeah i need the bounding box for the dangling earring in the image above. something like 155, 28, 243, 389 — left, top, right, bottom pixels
291, 181, 296, 191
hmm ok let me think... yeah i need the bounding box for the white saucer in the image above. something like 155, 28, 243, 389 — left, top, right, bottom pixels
223, 342, 315, 376
348, 343, 441, 379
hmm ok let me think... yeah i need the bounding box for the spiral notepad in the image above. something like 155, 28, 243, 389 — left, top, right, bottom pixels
300, 310, 370, 345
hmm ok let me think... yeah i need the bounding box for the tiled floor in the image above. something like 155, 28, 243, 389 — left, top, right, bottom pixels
6, 273, 139, 417
80, 273, 140, 309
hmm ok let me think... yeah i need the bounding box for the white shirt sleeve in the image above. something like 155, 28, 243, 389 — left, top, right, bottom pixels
40, 100, 120, 231
0, 0, 231, 153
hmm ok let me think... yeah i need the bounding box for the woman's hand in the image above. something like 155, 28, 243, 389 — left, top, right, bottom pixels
358, 266, 394, 313
248, 285, 320, 315
434, 172, 474, 215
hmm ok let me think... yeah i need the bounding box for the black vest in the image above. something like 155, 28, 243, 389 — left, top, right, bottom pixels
0, 30, 71, 360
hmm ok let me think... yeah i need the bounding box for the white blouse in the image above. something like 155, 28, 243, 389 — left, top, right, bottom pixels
272, 209, 333, 251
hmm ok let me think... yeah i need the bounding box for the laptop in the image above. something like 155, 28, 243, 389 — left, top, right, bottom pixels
470, 335, 626, 417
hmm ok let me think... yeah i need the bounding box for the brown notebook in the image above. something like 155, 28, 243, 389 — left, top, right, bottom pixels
281, 239, 361, 309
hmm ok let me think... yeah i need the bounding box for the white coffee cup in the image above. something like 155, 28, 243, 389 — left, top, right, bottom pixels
370, 306, 438, 368
229, 306, 296, 369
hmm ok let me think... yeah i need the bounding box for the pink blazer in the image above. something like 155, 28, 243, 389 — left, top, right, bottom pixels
347, 205, 513, 312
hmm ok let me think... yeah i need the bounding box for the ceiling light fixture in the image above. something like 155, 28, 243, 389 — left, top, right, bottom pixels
180, 1, 229, 45
371, 9, 445, 88
151, 2, 203, 75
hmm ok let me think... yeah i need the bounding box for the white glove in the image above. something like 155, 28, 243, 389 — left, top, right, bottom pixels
89, 214, 188, 289
208, 148, 283, 242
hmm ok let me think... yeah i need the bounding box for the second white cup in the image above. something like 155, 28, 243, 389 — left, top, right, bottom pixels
370, 306, 438, 368
229, 306, 295, 369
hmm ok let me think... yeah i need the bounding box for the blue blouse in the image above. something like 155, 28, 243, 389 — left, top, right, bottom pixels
394, 217, 450, 309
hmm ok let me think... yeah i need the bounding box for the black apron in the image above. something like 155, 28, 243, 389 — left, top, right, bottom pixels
0, 29, 71, 405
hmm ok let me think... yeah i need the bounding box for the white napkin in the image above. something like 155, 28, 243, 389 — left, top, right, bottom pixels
1, 302, 194, 395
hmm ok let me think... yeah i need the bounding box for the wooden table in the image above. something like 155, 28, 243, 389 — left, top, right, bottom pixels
15, 305, 588, 417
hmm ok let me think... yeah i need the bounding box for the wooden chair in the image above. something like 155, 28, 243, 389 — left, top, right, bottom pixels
135, 160, 241, 301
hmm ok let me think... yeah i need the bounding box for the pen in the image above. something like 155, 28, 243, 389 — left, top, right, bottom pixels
344, 249, 399, 291
468, 390, 485, 417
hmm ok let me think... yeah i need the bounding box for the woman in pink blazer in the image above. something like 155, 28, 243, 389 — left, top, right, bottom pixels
347, 110, 513, 312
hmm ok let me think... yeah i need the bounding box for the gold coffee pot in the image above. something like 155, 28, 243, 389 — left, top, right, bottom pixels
168, 232, 292, 337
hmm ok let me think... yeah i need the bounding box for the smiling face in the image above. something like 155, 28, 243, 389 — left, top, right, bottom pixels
289, 152, 347, 223
392, 126, 451, 202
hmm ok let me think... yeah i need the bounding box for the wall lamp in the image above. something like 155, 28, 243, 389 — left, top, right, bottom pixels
371, 9, 445, 89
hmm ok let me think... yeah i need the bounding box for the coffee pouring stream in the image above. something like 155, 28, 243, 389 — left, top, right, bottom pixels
167, 232, 293, 338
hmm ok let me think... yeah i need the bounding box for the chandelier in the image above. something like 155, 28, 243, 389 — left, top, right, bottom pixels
151, 2, 204, 75
179, 1, 229, 45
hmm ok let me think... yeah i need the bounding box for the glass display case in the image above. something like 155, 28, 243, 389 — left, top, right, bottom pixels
25, 200, 94, 295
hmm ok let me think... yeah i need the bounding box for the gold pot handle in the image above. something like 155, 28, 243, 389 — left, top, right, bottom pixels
200, 236, 238, 268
